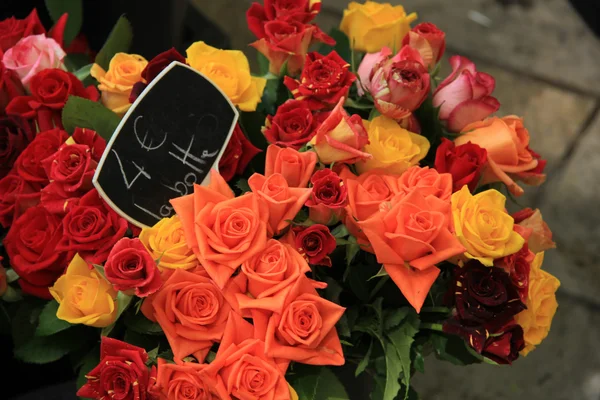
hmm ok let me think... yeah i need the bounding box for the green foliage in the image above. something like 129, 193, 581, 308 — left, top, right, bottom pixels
95, 16, 133, 70
430, 331, 483, 366
15, 326, 89, 364
124, 309, 164, 335
345, 235, 360, 268
257, 52, 270, 76
101, 292, 133, 337
36, 300, 72, 336
62, 96, 121, 140
330, 224, 349, 239
235, 178, 251, 194
289, 365, 349, 400
45, 0, 83, 47
76, 346, 100, 392
73, 64, 93, 82
317, 29, 351, 64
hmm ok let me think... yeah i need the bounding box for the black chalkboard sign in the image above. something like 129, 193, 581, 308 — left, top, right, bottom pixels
92, 61, 239, 228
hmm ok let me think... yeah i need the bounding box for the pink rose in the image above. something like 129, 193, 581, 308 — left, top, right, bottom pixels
432, 56, 500, 132
2, 35, 66, 87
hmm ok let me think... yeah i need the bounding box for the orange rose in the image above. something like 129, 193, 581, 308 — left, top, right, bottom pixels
252, 276, 345, 366
387, 165, 452, 201
360, 190, 465, 312
142, 269, 242, 363
248, 173, 311, 235
456, 116, 546, 196
152, 359, 219, 400
238, 239, 310, 314
204, 312, 297, 400
170, 170, 269, 288
265, 144, 317, 188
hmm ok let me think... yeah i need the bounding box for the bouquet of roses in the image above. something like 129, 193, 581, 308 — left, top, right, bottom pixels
0, 1, 561, 399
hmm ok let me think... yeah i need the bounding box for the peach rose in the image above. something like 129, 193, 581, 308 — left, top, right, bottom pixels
512, 208, 556, 254
238, 239, 310, 314
170, 170, 268, 289
456, 116, 546, 196
248, 172, 311, 235
388, 165, 452, 201
2, 34, 65, 86
204, 312, 297, 400
152, 359, 219, 400
310, 97, 371, 164
142, 269, 240, 363
252, 276, 345, 366
265, 144, 317, 188
360, 189, 465, 312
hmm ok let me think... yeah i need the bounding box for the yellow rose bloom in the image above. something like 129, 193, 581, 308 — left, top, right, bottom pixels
340, 1, 418, 53
451, 186, 525, 266
139, 215, 199, 270
49, 254, 117, 328
356, 115, 429, 175
90, 53, 148, 116
186, 41, 266, 112
515, 252, 560, 356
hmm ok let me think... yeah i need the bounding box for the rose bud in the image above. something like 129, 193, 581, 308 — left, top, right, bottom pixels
0, 61, 26, 115
434, 138, 487, 193
433, 56, 500, 132
293, 224, 337, 266
104, 238, 162, 297
482, 323, 525, 365
0, 9, 45, 52
284, 51, 356, 110
218, 124, 261, 182
402, 22, 446, 69
305, 168, 348, 225
262, 99, 324, 150
512, 208, 556, 254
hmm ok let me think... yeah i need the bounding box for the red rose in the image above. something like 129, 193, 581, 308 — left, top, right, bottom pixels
72, 127, 107, 162
293, 224, 336, 266
482, 323, 525, 365
218, 124, 261, 182
57, 189, 129, 265
0, 173, 40, 228
284, 51, 356, 110
434, 138, 487, 192
104, 238, 162, 297
0, 10, 45, 52
129, 48, 186, 103
305, 169, 348, 224
495, 243, 533, 303
14, 128, 69, 185
0, 61, 26, 115
0, 116, 34, 178
77, 337, 157, 400
247, 0, 322, 38
4, 204, 67, 298
263, 99, 328, 149
402, 22, 446, 69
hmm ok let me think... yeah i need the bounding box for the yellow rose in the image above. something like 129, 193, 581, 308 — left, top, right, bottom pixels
90, 53, 148, 116
186, 41, 266, 112
451, 186, 524, 266
356, 115, 429, 175
515, 252, 560, 356
139, 215, 199, 270
49, 254, 117, 328
340, 1, 418, 53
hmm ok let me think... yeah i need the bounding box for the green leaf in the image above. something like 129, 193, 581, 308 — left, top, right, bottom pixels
385, 312, 420, 400
6, 268, 19, 283
383, 308, 410, 331
330, 224, 349, 238
257, 52, 270, 76
123, 329, 163, 352
430, 331, 483, 366
317, 28, 351, 64
345, 235, 360, 268
368, 265, 389, 281
124, 310, 164, 335
290, 365, 349, 400
93, 264, 107, 280
11, 300, 45, 349
235, 178, 251, 193
368, 108, 381, 120
355, 339, 373, 377
74, 64, 93, 82
344, 98, 373, 110
95, 16, 133, 70
76, 346, 100, 391
101, 292, 133, 336
14, 326, 88, 364
36, 300, 72, 336
146, 346, 159, 364
62, 96, 121, 140
45, 0, 83, 47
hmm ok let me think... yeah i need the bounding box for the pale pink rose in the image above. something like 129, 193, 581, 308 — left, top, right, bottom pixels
357, 47, 391, 96
2, 34, 66, 87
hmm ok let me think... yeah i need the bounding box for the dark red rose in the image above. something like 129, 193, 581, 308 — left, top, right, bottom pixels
263, 99, 329, 149
247, 0, 322, 38
57, 189, 129, 265
495, 242, 533, 303
4, 204, 67, 298
129, 48, 186, 104
0, 9, 45, 52
293, 224, 336, 266
402, 22, 446, 68
482, 322, 525, 365
218, 124, 261, 182
305, 169, 348, 224
0, 61, 26, 115
77, 337, 157, 400
104, 238, 162, 297
445, 260, 526, 333
0, 116, 34, 178
434, 138, 487, 192
14, 128, 69, 186
0, 173, 40, 228
284, 51, 356, 110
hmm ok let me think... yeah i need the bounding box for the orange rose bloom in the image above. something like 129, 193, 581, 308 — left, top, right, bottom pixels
387, 165, 452, 201
238, 239, 310, 314
360, 190, 465, 312
171, 170, 269, 288
204, 312, 297, 400
253, 276, 345, 366
456, 116, 546, 196
152, 359, 219, 400
265, 144, 318, 188
142, 269, 241, 363
248, 173, 311, 235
